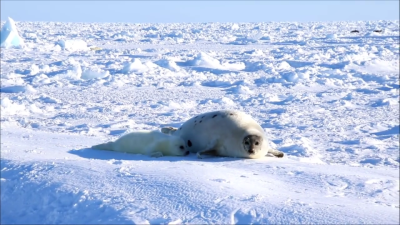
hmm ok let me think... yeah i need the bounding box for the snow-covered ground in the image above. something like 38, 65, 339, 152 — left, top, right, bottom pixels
1, 20, 399, 224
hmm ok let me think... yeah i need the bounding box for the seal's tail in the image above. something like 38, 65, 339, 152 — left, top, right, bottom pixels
91, 141, 114, 151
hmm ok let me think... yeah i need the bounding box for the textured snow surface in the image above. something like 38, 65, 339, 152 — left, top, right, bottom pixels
1, 20, 399, 224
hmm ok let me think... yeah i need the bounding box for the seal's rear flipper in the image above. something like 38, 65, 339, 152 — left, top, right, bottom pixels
196, 149, 218, 159
161, 127, 178, 135
149, 151, 164, 158
268, 149, 284, 158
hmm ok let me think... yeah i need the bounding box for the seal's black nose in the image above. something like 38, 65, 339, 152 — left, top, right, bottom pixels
185, 151, 190, 156
248, 149, 255, 154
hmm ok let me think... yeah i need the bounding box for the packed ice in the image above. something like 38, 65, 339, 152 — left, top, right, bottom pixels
1, 19, 399, 224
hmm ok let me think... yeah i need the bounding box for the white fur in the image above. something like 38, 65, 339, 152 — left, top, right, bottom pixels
161, 110, 284, 159
92, 130, 188, 157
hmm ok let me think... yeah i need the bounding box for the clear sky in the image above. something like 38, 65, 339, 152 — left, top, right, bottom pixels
1, 1, 399, 23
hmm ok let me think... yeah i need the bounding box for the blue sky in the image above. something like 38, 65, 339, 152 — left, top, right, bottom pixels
1, 1, 399, 23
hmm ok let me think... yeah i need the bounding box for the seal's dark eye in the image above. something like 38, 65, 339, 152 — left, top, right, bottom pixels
245, 141, 249, 145
179, 146, 184, 150
255, 142, 259, 145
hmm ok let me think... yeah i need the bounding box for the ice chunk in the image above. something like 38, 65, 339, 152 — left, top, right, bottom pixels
122, 59, 154, 74
187, 52, 245, 71
57, 40, 88, 51
155, 59, 181, 72
231, 23, 240, 30
0, 17, 25, 48
81, 68, 110, 80
0, 97, 29, 115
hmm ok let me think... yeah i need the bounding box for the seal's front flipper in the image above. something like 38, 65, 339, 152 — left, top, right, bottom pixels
161, 127, 178, 135
150, 151, 164, 158
268, 149, 284, 158
196, 139, 219, 159
196, 149, 218, 159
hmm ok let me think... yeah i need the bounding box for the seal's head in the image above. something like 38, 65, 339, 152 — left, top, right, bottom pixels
170, 136, 190, 156
236, 128, 270, 159
242, 134, 263, 156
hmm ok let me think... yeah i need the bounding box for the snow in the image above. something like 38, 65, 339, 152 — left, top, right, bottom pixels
0, 17, 25, 48
326, 33, 338, 39
1, 19, 399, 224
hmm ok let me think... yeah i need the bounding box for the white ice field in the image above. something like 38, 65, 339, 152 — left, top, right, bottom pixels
1, 18, 399, 224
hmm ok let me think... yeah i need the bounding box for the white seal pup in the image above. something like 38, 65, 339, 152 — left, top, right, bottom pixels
161, 110, 284, 159
91, 130, 189, 157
